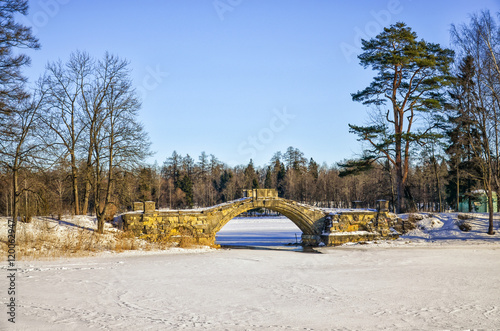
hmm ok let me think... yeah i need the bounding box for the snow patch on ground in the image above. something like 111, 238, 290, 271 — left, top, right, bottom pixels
416, 217, 444, 230
323, 230, 378, 236
404, 213, 499, 240
320, 208, 377, 213
355, 212, 500, 248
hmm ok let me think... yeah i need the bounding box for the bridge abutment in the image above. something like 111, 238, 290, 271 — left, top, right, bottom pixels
301, 234, 322, 246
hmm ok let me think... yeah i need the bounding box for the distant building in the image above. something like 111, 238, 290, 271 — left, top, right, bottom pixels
458, 190, 498, 213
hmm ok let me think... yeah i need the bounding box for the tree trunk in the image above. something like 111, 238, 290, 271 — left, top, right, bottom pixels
97, 213, 105, 234
395, 149, 403, 213
496, 183, 500, 215
487, 188, 495, 235
82, 179, 91, 215
12, 169, 19, 230
385, 161, 396, 214
494, 104, 499, 213
71, 155, 80, 215
468, 196, 472, 212
6, 191, 9, 217
94, 195, 105, 234
456, 167, 460, 211
24, 182, 29, 222
432, 157, 443, 212
81, 150, 92, 215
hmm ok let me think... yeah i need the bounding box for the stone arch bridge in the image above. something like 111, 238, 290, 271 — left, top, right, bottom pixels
122, 189, 398, 246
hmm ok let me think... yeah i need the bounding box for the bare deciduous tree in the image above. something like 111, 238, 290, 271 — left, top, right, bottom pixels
88, 53, 151, 233
0, 0, 40, 234
0, 89, 46, 227
451, 10, 500, 234
41, 51, 93, 215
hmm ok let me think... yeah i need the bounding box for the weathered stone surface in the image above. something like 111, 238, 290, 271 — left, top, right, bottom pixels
133, 202, 144, 212
322, 210, 399, 245
377, 200, 389, 212
122, 189, 399, 246
144, 201, 156, 213
242, 188, 278, 198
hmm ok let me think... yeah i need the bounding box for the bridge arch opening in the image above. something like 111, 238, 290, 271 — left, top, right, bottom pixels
215, 209, 303, 247
207, 192, 323, 247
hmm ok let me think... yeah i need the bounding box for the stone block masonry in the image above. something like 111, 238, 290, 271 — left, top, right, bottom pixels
132, 202, 144, 212
122, 189, 399, 246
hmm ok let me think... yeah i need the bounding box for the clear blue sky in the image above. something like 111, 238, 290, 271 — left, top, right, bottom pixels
20, 0, 500, 168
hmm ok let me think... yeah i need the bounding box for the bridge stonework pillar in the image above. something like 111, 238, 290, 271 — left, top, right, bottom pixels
376, 200, 389, 212
132, 202, 144, 212
144, 201, 156, 213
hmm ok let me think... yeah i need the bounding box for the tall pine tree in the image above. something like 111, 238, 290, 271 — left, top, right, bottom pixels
350, 22, 454, 213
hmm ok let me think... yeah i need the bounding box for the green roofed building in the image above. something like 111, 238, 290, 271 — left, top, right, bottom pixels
458, 190, 498, 213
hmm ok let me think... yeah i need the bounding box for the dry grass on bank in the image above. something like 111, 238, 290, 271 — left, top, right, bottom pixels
0, 216, 202, 260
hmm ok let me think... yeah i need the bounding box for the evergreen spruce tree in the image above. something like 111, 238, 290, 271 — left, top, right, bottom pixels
163, 151, 182, 188
244, 159, 259, 189
215, 170, 233, 202
308, 158, 319, 180
179, 174, 193, 208
276, 160, 286, 197
446, 55, 481, 211
0, 0, 39, 119
264, 166, 273, 189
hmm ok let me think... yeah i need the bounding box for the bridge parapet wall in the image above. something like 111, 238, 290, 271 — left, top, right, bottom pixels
243, 188, 278, 199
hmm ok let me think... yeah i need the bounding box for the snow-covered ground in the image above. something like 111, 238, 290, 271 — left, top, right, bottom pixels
1, 213, 500, 330
392, 212, 500, 245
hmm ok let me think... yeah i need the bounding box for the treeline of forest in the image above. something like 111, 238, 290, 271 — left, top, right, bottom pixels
1, 2, 500, 234
0, 145, 463, 216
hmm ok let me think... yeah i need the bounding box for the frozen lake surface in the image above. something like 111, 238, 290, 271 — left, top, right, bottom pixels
215, 216, 302, 246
